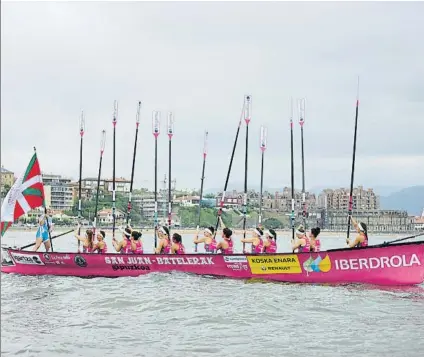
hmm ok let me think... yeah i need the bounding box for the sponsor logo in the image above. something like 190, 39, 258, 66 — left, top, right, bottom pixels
74, 255, 87, 268
10, 252, 45, 266
43, 253, 71, 261
112, 265, 150, 271
303, 254, 332, 273
226, 263, 249, 271
224, 256, 248, 263
247, 255, 302, 274
334, 254, 421, 271
104, 256, 215, 266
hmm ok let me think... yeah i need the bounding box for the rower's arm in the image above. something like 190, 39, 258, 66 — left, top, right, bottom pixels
350, 216, 359, 229
193, 236, 206, 244
130, 240, 137, 251
219, 216, 226, 229
154, 240, 164, 254
241, 237, 255, 243
170, 243, 178, 254
347, 236, 361, 248
263, 240, 270, 248
74, 234, 86, 243
112, 239, 123, 252
291, 238, 303, 250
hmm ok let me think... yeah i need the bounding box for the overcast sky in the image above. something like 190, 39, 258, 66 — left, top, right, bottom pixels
1, 1, 423, 194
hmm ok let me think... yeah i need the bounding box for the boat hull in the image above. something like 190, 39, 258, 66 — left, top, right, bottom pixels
2, 241, 424, 286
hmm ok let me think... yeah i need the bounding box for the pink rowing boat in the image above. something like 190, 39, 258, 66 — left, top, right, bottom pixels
2, 241, 423, 286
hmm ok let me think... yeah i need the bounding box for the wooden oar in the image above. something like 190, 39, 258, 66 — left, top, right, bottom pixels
19, 229, 74, 250
242, 95, 251, 253
195, 130, 208, 253
77, 111, 85, 252
347, 77, 360, 241
152, 111, 160, 248
126, 101, 141, 225
380, 232, 424, 246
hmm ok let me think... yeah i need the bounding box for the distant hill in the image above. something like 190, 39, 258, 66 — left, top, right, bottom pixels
380, 186, 424, 216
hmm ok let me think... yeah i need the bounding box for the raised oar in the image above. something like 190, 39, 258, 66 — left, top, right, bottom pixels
152, 111, 160, 248
93, 130, 107, 241
347, 77, 360, 242
167, 112, 174, 236
126, 101, 142, 225
258, 125, 267, 227
112, 101, 118, 241
195, 130, 208, 253
289, 98, 295, 242
213, 101, 245, 238
77, 111, 85, 253
242, 95, 251, 253
20, 229, 74, 250
298, 98, 307, 229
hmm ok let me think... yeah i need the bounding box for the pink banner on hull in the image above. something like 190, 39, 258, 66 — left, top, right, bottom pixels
2, 242, 424, 286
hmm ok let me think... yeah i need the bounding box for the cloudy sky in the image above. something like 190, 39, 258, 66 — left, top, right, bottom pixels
1, 1, 423, 194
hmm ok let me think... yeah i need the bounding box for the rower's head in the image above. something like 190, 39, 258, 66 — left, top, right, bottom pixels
295, 225, 306, 238
86, 229, 93, 243
122, 227, 132, 240
132, 230, 142, 241
252, 227, 263, 238
222, 228, 232, 239
159, 226, 169, 239
266, 229, 277, 241
310, 227, 321, 239
204, 226, 214, 237
357, 222, 368, 235
172, 233, 182, 244
97, 230, 106, 241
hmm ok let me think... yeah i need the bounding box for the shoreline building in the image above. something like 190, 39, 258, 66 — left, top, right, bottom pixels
42, 173, 73, 211
1, 166, 15, 196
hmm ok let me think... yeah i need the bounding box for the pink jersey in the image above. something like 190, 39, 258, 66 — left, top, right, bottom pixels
121, 237, 132, 254
95, 242, 108, 254
175, 242, 185, 255
356, 234, 368, 248
252, 238, 264, 254
313, 239, 321, 252
204, 239, 217, 253
83, 245, 93, 253
299, 236, 310, 253
264, 239, 277, 253
221, 238, 233, 254
132, 240, 143, 254
160, 238, 171, 254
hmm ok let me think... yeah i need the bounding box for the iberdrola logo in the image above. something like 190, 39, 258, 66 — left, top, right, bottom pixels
303, 254, 332, 273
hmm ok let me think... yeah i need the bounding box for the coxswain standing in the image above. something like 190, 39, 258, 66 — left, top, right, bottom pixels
33, 209, 53, 252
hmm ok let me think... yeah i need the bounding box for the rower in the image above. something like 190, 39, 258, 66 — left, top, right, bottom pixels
241, 227, 264, 253
216, 216, 233, 254
309, 227, 321, 252
171, 233, 185, 254
74, 227, 94, 253
130, 230, 143, 254
92, 230, 108, 254
112, 226, 132, 253
263, 229, 277, 253
346, 217, 368, 248
291, 225, 310, 253
155, 226, 171, 254
33, 209, 53, 252
193, 226, 217, 253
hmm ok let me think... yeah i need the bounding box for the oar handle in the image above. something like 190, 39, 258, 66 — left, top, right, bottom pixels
19, 229, 74, 250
